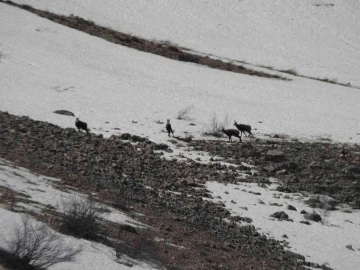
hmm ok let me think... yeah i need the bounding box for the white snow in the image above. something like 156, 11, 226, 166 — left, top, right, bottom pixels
0, 158, 159, 269
10, 0, 360, 86
0, 209, 158, 270
1, 3, 360, 147
205, 181, 360, 270
0, 158, 143, 227
1, 1, 360, 269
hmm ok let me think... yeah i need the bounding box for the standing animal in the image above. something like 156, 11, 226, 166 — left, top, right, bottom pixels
165, 119, 174, 137
75, 118, 91, 136
221, 128, 242, 142
234, 121, 253, 137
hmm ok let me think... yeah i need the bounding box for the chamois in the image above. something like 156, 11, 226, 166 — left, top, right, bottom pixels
234, 121, 253, 137
166, 119, 174, 137
75, 118, 91, 137
221, 128, 242, 142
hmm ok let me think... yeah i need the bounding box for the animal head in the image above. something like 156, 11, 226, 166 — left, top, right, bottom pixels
167, 119, 170, 123
76, 117, 79, 121
234, 121, 238, 125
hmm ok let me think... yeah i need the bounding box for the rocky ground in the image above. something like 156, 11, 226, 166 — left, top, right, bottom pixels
1, 111, 359, 269
189, 137, 360, 210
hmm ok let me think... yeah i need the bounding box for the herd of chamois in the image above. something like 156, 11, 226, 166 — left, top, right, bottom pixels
220, 121, 254, 142
75, 117, 254, 142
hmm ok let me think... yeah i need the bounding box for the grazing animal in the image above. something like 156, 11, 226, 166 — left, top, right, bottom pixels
75, 118, 91, 136
234, 121, 254, 137
165, 119, 174, 137
221, 128, 242, 142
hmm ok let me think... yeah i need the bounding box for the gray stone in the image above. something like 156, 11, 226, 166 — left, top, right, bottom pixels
270, 211, 289, 220
54, 110, 75, 116
287, 205, 297, 211
304, 212, 322, 222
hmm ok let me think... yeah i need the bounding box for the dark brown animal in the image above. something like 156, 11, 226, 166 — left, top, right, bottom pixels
166, 119, 174, 137
221, 128, 242, 142
75, 118, 90, 136
234, 121, 253, 137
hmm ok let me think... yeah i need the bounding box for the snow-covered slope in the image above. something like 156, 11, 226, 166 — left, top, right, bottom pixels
206, 181, 360, 270
1, 3, 359, 145
1, 2, 360, 270
0, 209, 157, 270
0, 158, 143, 227
0, 159, 158, 270
11, 0, 360, 86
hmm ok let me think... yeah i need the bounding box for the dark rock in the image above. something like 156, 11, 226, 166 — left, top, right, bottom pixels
119, 224, 138, 234
154, 143, 168, 150
287, 205, 297, 211
299, 221, 310, 225
304, 212, 322, 222
270, 211, 289, 220
131, 135, 147, 142
54, 110, 75, 116
248, 191, 261, 195
276, 186, 291, 193
241, 217, 252, 223
120, 133, 131, 140
270, 203, 283, 207
270, 133, 280, 138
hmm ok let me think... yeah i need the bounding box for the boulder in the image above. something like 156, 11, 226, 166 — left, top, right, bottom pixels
270, 211, 289, 220
304, 212, 322, 222
54, 110, 75, 116
287, 205, 297, 211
